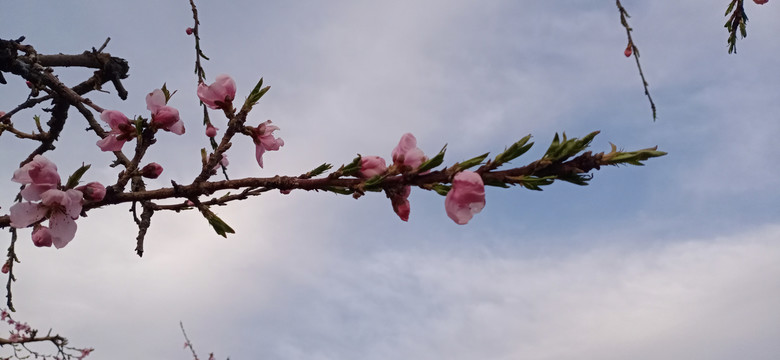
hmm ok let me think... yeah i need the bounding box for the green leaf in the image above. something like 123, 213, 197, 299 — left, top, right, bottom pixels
432, 184, 451, 196
160, 83, 177, 103
543, 131, 599, 162
493, 135, 533, 166
200, 206, 235, 238
243, 78, 271, 110
363, 175, 387, 188
341, 155, 363, 177
307, 163, 333, 178
725, 0, 737, 16
64, 164, 91, 189
417, 145, 446, 173
456, 152, 489, 171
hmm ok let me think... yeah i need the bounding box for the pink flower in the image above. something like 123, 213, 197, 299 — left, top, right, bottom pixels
31, 226, 53, 247
186, 27, 194, 35
10, 189, 83, 248
75, 182, 106, 202
212, 154, 229, 171
205, 123, 219, 137
360, 156, 387, 178
97, 110, 135, 152
12, 155, 60, 201
8, 334, 21, 342
445, 171, 485, 225
389, 186, 411, 222
141, 163, 164, 179
146, 89, 185, 135
197, 74, 237, 110
754, 0, 768, 4
392, 133, 426, 170
249, 120, 284, 168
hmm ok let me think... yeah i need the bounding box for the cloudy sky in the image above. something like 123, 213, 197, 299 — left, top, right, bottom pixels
1, 1, 779, 359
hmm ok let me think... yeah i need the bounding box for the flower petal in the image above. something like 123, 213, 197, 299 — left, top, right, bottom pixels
48, 212, 77, 249
445, 171, 485, 225
146, 89, 166, 112
9, 202, 47, 228
96, 135, 126, 152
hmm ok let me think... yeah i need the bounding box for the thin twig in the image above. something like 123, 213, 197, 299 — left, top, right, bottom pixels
616, 0, 657, 121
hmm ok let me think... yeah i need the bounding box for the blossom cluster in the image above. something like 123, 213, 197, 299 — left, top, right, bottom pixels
361, 133, 486, 225
0, 309, 93, 359
8, 156, 105, 249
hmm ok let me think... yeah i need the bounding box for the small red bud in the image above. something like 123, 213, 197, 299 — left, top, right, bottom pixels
25, 81, 33, 88
624, 46, 632, 57
186, 27, 194, 35
141, 162, 164, 179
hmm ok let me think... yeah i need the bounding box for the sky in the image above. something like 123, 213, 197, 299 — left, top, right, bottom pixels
1, 1, 779, 359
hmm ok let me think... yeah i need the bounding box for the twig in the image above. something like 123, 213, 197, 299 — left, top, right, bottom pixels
616, 0, 657, 121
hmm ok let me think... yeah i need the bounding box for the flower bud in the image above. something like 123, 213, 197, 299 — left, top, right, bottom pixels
206, 124, 218, 138
141, 163, 164, 179
32, 226, 53, 248
360, 156, 387, 178
445, 171, 485, 225
186, 27, 194, 35
392, 133, 426, 169
76, 182, 107, 202
197, 74, 237, 110
624, 45, 632, 57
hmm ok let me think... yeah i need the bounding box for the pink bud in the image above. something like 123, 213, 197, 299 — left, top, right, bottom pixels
754, 0, 768, 4
76, 182, 106, 202
389, 186, 411, 222
212, 154, 229, 171
360, 156, 387, 178
392, 133, 426, 170
32, 226, 53, 248
445, 171, 485, 225
1, 262, 9, 274
205, 124, 218, 137
0, 111, 6, 118
25, 81, 33, 88
141, 163, 164, 179
186, 27, 194, 35
197, 74, 237, 110
624, 45, 632, 57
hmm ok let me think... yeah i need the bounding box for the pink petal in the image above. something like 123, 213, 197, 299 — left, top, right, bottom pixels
20, 184, 56, 201
392, 133, 425, 169
167, 119, 185, 135
9, 202, 47, 228
360, 156, 387, 178
146, 89, 166, 112
197, 75, 236, 110
100, 110, 130, 130
12, 155, 59, 185
48, 212, 77, 249
96, 135, 126, 152
64, 189, 84, 219
255, 144, 266, 168
31, 226, 53, 247
445, 171, 485, 225
390, 186, 412, 222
